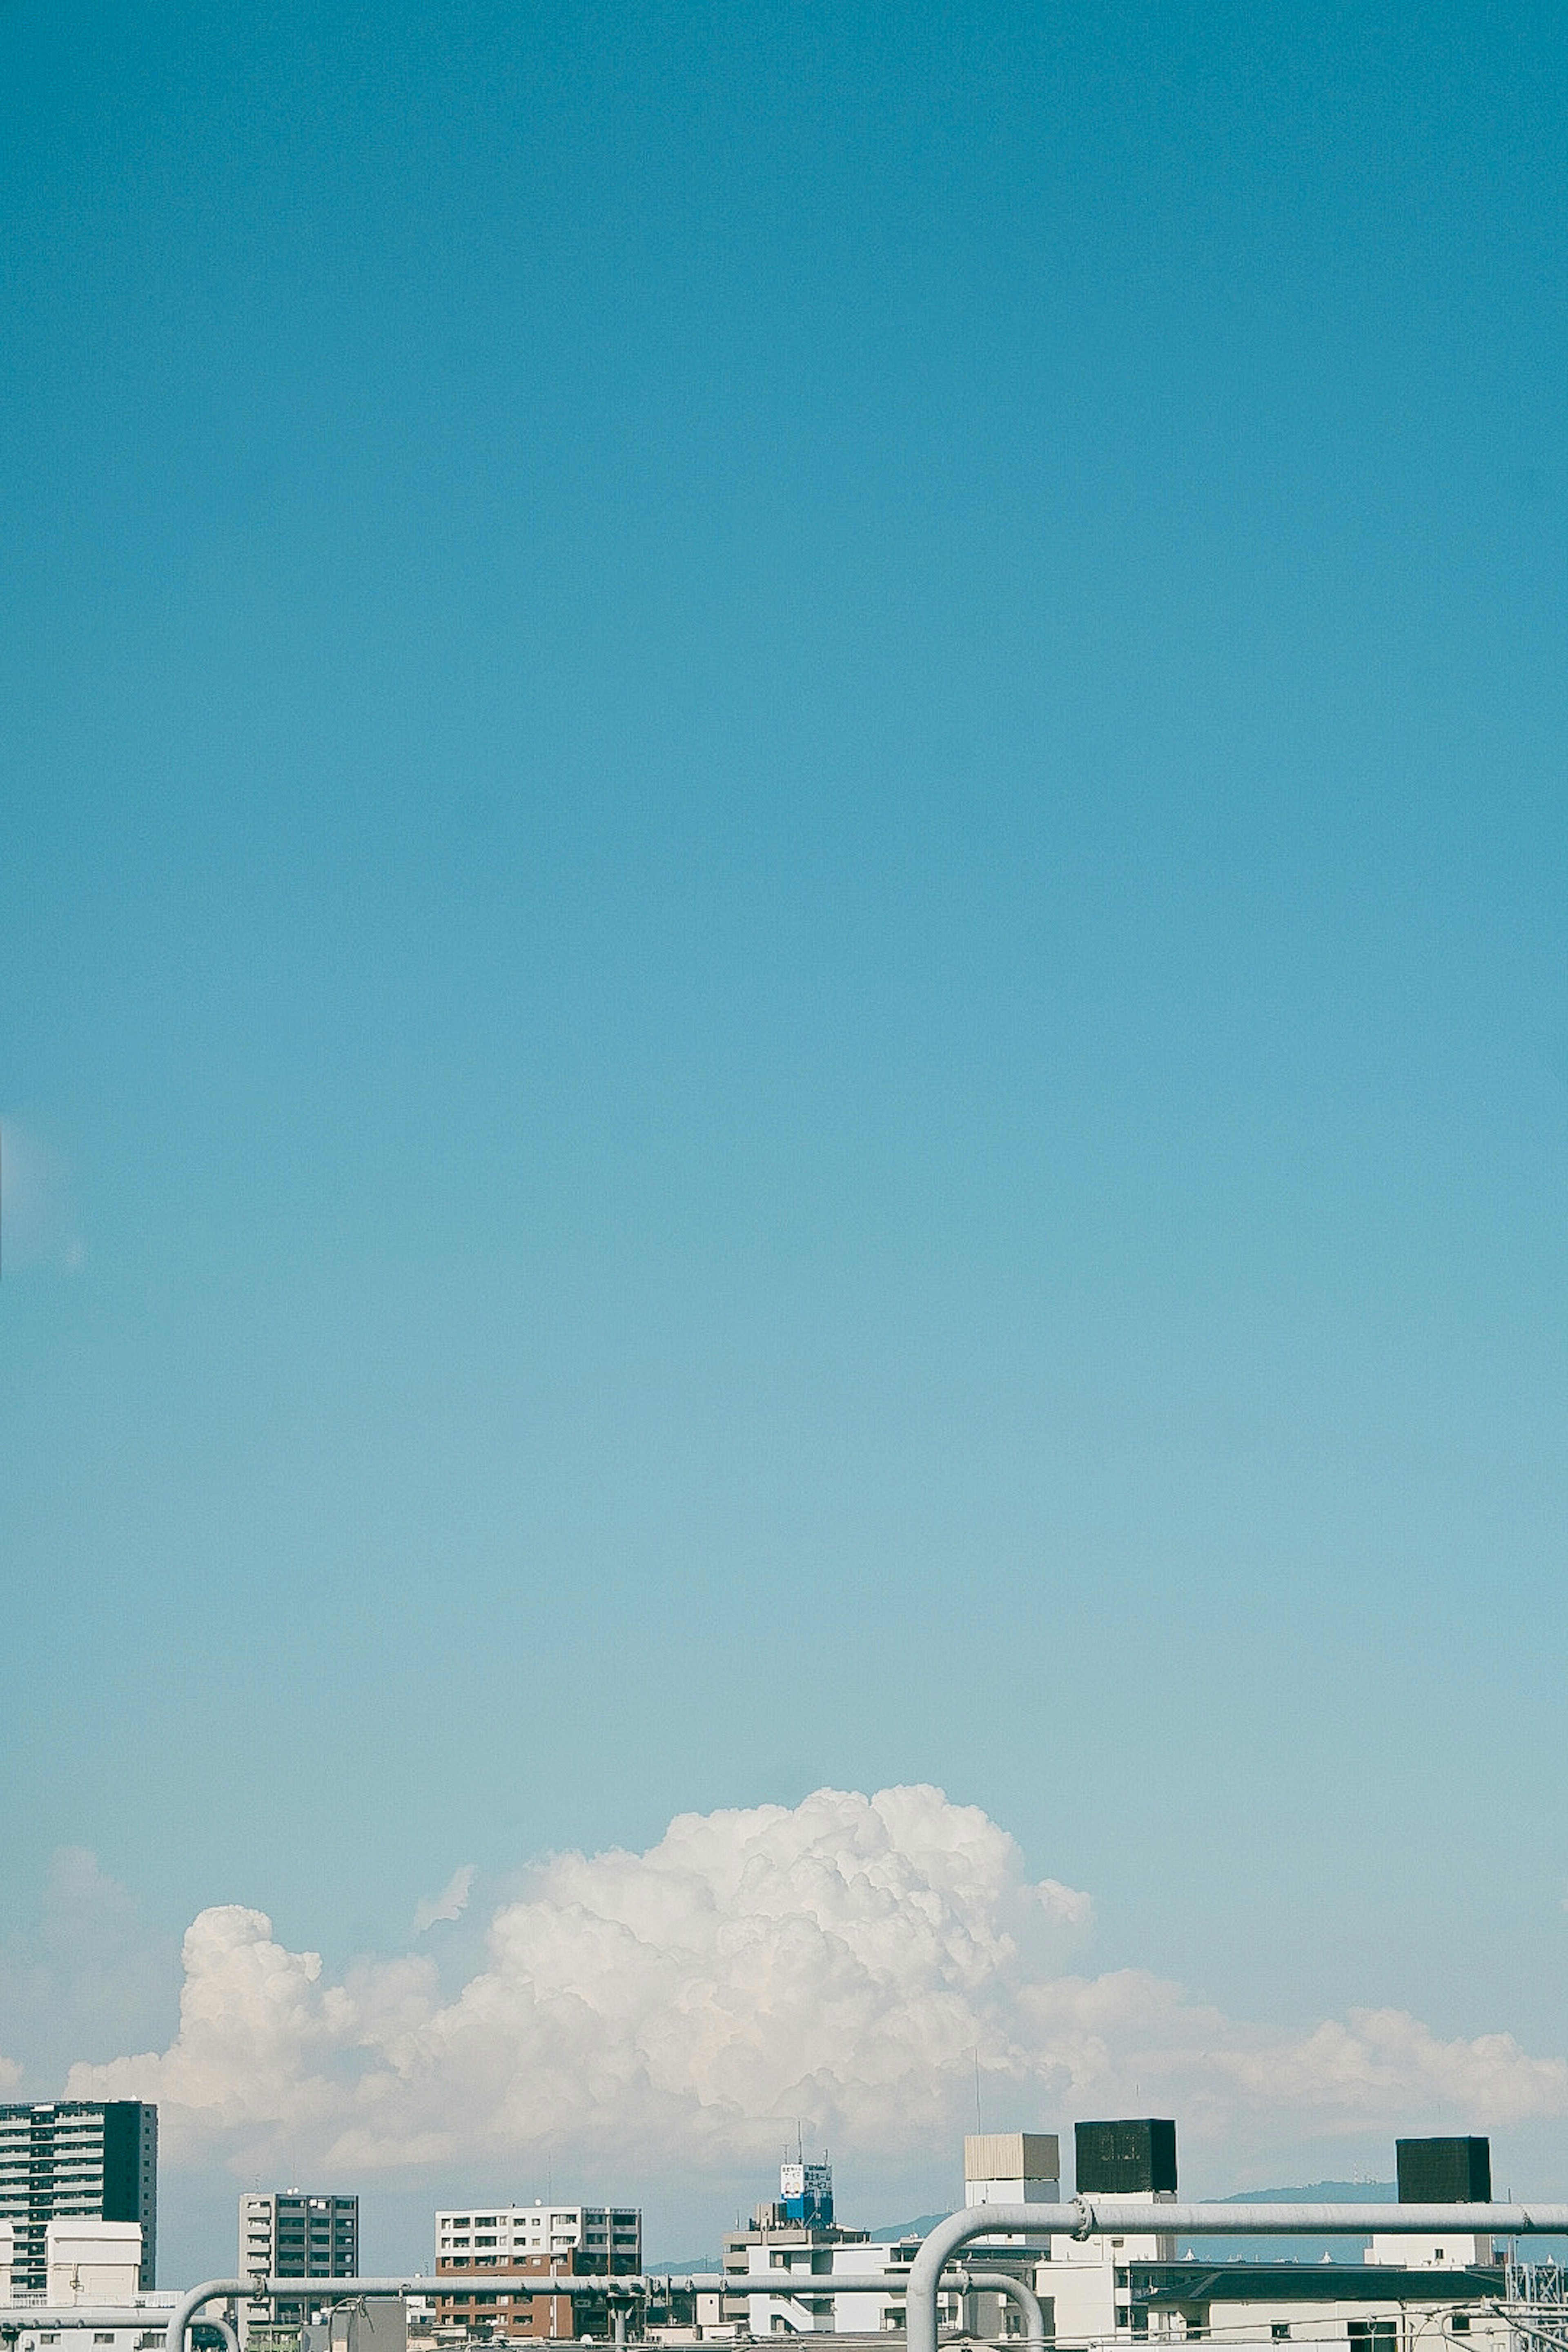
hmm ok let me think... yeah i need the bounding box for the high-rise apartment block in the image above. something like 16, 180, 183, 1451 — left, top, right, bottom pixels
0, 2102, 158, 2292
240, 2191, 360, 2339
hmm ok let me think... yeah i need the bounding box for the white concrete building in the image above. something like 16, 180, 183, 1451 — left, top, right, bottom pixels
726, 2231, 923, 2335
0, 2227, 176, 2352
1365, 2228, 1494, 2270
3, 2302, 178, 2352
434, 2205, 641, 2274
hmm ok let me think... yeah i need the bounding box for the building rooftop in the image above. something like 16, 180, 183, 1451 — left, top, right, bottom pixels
1132, 2263, 1504, 2309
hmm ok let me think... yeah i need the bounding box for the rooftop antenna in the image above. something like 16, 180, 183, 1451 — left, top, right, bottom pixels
973, 2048, 982, 2136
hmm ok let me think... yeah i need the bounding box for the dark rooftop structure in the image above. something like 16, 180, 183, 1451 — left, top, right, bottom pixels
1075, 2120, 1178, 2198
1397, 2138, 1492, 2205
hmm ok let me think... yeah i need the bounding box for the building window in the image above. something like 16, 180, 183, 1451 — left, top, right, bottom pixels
1452, 2323, 1471, 2336
1273, 2329, 1290, 2341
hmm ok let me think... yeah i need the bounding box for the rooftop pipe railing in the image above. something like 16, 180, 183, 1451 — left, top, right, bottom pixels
905, 2202, 1568, 2352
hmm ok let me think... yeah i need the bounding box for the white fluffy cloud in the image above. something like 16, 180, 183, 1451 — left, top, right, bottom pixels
64, 1785, 1568, 2191
414, 1867, 476, 1936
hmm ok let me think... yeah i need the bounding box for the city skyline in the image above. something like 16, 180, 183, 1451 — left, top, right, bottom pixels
5, 1786, 1568, 2278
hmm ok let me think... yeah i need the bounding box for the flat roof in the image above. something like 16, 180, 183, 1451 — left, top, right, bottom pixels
1131, 2264, 1503, 2308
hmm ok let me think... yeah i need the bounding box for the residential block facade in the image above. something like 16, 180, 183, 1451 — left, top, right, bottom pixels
0, 2102, 158, 2293
433, 2204, 641, 2338
240, 2190, 361, 2340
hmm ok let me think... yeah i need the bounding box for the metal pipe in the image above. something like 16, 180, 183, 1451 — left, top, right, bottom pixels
165, 2282, 245, 2352
165, 2273, 742, 2352
265, 2278, 709, 2299
904, 2203, 1568, 2352
1071, 2205, 1568, 2237
258, 2276, 728, 2295
262, 2285, 435, 2300
719, 2263, 1042, 2345
0, 2314, 169, 2329
952, 2268, 1047, 2350
719, 2278, 915, 2295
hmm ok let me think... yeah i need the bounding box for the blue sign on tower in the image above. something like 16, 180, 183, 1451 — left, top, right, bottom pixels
779, 2163, 834, 2227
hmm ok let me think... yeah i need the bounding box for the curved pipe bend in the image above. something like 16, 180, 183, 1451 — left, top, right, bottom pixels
950, 2267, 1047, 2350
164, 2283, 245, 2352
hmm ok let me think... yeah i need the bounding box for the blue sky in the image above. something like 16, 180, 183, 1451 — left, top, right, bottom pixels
3, 0, 1568, 2275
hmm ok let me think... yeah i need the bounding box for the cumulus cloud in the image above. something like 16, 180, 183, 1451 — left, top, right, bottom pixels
414, 1867, 476, 1935
1209, 2009, 1568, 2123
63, 1786, 1568, 2193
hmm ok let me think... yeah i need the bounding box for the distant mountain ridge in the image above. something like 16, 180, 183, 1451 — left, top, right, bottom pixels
1227, 2182, 1396, 2202
1190, 2182, 1394, 2265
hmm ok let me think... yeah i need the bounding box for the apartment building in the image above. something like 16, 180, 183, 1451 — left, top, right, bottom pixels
723, 2229, 922, 2336
436, 2207, 641, 2275
0, 2103, 158, 2293
722, 2161, 888, 2334
433, 2203, 641, 2337
240, 2191, 360, 2341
